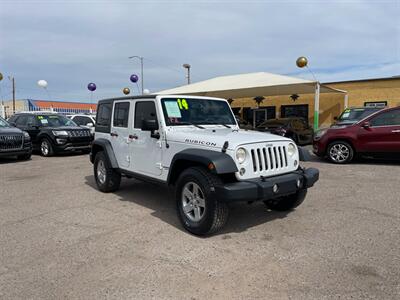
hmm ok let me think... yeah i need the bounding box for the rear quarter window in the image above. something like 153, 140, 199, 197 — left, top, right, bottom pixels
96, 102, 112, 133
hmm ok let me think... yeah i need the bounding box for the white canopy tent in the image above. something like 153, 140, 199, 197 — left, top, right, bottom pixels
158, 72, 347, 129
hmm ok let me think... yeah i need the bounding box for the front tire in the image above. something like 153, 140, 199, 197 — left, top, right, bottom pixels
40, 138, 54, 157
94, 151, 121, 193
327, 141, 354, 164
176, 167, 229, 236
264, 189, 307, 211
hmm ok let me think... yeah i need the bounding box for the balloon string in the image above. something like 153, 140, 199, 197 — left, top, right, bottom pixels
135, 82, 140, 95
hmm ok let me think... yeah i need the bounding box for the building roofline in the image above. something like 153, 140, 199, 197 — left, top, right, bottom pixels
323, 75, 400, 85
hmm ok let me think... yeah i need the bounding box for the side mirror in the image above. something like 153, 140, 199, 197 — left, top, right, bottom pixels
362, 122, 370, 129
86, 122, 94, 127
333, 116, 338, 121
9, 122, 16, 127
141, 119, 159, 131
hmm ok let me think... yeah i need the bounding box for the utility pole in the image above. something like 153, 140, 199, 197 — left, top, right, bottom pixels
9, 76, 16, 114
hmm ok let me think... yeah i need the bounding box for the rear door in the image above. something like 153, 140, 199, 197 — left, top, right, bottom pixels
110, 101, 131, 169
357, 109, 400, 152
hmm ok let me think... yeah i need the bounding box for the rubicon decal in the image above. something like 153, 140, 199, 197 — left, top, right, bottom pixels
185, 139, 217, 147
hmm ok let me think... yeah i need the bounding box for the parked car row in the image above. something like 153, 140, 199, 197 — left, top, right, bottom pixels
2, 112, 93, 157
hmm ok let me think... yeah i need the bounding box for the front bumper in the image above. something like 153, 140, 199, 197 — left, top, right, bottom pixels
54, 142, 91, 152
0, 142, 32, 158
214, 168, 319, 202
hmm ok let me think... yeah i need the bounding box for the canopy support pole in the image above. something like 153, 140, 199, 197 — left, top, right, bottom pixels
344, 93, 349, 108
314, 82, 320, 130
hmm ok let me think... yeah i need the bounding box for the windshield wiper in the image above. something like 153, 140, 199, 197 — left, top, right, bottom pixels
178, 122, 205, 129
206, 122, 231, 128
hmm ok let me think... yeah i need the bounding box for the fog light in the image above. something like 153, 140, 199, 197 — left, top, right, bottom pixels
294, 160, 298, 167
296, 178, 302, 188
273, 184, 279, 194
56, 138, 67, 144
239, 168, 246, 176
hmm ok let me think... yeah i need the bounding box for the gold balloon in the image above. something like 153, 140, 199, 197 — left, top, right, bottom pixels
0, 73, 3, 81
296, 56, 308, 68
123, 87, 130, 95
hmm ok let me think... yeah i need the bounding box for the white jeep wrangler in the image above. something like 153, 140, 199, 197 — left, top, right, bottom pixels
90, 95, 319, 235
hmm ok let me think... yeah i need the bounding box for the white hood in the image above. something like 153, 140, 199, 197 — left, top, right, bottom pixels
166, 126, 291, 150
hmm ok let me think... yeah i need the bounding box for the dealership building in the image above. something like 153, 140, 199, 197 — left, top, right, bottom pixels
161, 74, 400, 128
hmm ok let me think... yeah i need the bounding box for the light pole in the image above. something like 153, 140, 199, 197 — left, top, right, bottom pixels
129, 55, 144, 94
183, 63, 191, 84
7, 76, 15, 114
296, 56, 320, 130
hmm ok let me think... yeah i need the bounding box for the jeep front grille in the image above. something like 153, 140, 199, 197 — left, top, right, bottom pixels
0, 135, 24, 151
250, 145, 288, 172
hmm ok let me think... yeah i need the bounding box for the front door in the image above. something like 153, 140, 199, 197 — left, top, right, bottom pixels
130, 100, 162, 177
110, 101, 131, 169
357, 109, 400, 153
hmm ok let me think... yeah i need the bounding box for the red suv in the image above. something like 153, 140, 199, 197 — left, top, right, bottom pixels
313, 106, 400, 163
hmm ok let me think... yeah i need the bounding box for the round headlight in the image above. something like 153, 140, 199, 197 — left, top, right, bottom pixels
287, 143, 296, 157
236, 148, 247, 164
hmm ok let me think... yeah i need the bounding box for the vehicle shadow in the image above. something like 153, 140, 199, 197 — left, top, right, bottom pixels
84, 175, 289, 237
0, 157, 31, 164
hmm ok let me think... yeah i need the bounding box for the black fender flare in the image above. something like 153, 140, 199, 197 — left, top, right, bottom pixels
298, 146, 311, 161
90, 138, 119, 168
167, 148, 238, 185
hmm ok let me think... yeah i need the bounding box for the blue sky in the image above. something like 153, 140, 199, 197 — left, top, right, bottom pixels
0, 0, 399, 102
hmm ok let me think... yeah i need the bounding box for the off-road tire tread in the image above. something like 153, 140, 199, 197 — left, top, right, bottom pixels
94, 151, 121, 193
177, 166, 229, 235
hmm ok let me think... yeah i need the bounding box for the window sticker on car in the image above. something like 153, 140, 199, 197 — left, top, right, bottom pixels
38, 116, 43, 119
40, 118, 48, 124
165, 101, 182, 118
342, 111, 350, 119
177, 98, 189, 110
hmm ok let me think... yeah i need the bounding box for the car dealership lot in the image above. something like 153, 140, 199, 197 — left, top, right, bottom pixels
0, 154, 399, 299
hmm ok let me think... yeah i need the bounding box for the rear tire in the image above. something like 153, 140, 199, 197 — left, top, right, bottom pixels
327, 141, 354, 164
264, 189, 307, 211
176, 167, 229, 236
40, 138, 54, 157
94, 151, 121, 193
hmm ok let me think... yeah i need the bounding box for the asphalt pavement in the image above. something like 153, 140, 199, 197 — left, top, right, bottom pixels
0, 153, 399, 299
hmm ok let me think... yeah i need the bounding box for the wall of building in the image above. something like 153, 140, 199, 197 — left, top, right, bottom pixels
231, 78, 400, 127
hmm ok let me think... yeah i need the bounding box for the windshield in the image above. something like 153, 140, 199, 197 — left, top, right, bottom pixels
37, 115, 77, 127
161, 98, 236, 126
0, 117, 10, 128
337, 108, 380, 123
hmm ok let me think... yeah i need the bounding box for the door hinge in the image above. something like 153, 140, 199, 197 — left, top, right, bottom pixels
156, 163, 163, 170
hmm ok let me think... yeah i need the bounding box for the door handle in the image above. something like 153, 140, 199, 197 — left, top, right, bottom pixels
129, 134, 138, 140
392, 130, 400, 133
110, 132, 118, 137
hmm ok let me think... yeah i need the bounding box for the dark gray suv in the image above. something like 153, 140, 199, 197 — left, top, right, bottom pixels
0, 116, 32, 160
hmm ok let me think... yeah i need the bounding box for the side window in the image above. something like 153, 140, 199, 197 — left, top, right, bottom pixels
97, 103, 112, 126
16, 115, 28, 126
73, 116, 84, 125
370, 110, 400, 127
113, 102, 130, 128
134, 101, 157, 129
82, 116, 93, 125
26, 115, 37, 126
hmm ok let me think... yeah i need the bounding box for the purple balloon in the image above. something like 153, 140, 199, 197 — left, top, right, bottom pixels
130, 74, 139, 83
87, 83, 96, 92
